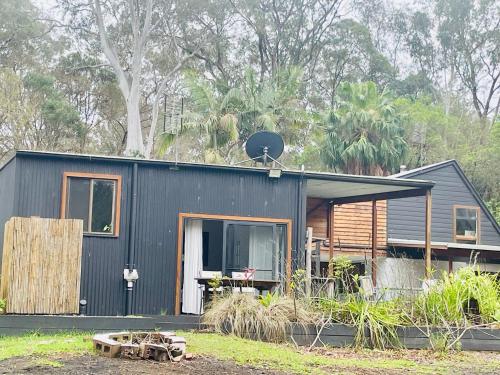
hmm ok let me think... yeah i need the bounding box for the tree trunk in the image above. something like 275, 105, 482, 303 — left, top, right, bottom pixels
125, 97, 145, 156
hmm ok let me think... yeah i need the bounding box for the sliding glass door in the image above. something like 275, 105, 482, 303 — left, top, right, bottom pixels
222, 221, 285, 280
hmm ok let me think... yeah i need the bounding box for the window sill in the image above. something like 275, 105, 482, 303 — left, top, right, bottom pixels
455, 236, 477, 244
83, 232, 119, 238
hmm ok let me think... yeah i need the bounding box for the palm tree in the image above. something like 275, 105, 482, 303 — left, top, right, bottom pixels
157, 71, 243, 163
321, 82, 407, 175
238, 67, 309, 145
158, 67, 308, 163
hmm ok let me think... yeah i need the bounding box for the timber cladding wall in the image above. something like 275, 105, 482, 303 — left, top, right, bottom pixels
306, 198, 387, 253
0, 217, 83, 314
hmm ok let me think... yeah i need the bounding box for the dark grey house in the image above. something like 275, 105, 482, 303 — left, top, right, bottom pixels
0, 150, 434, 316
376, 160, 500, 290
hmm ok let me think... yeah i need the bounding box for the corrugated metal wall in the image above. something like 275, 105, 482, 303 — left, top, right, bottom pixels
0, 159, 16, 270
11, 154, 302, 316
14, 156, 132, 316
132, 165, 300, 315
387, 164, 500, 245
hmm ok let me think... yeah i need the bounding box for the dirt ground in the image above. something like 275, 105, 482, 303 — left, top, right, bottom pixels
1, 350, 499, 375
0, 354, 285, 375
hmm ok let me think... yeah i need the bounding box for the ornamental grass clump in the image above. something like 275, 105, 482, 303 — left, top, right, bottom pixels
414, 266, 500, 326
203, 293, 317, 343
320, 297, 404, 350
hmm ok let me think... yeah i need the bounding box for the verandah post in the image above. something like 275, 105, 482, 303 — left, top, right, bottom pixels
425, 189, 432, 278
328, 203, 334, 276
305, 227, 313, 297
328, 203, 335, 297
371, 200, 377, 287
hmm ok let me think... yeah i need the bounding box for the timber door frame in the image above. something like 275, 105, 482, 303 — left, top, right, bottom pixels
175, 212, 293, 315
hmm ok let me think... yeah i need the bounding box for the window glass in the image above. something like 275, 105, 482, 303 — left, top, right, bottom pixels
66, 177, 90, 230
224, 223, 284, 280
456, 207, 478, 241
65, 176, 117, 235
91, 179, 115, 233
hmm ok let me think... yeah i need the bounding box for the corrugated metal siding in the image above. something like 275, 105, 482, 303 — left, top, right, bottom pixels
388, 164, 500, 245
131, 165, 300, 315
13, 155, 301, 316
0, 159, 16, 270
14, 156, 132, 316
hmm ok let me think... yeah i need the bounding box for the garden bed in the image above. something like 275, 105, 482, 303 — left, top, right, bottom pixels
290, 324, 500, 351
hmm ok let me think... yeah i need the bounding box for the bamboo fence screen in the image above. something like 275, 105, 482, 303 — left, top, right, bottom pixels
0, 217, 83, 314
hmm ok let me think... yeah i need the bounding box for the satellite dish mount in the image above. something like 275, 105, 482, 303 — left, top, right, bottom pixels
235, 131, 286, 168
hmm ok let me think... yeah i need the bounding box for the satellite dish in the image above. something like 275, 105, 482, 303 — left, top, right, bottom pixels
240, 131, 285, 167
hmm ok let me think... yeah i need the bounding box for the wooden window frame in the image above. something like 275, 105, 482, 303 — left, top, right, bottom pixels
453, 205, 480, 244
61, 172, 122, 237
175, 212, 293, 315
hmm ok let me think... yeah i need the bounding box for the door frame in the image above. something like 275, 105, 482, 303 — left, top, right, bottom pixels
175, 212, 293, 315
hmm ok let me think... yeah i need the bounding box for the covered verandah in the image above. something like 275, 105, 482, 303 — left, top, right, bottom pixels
303, 172, 435, 287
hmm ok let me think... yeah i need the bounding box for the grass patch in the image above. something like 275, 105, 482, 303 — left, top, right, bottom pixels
33, 358, 64, 368
0, 331, 497, 374
181, 331, 434, 374
0, 332, 93, 360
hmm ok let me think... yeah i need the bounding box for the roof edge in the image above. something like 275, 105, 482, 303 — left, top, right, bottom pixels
0, 153, 16, 172
394, 159, 500, 235
391, 160, 456, 178
15, 150, 435, 189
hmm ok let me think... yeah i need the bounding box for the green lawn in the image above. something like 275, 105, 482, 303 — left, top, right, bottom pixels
0, 332, 92, 360
0, 331, 498, 375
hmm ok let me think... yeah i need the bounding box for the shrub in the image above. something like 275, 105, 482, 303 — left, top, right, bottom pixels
319, 297, 404, 349
203, 293, 317, 343
414, 266, 500, 326
0, 299, 5, 314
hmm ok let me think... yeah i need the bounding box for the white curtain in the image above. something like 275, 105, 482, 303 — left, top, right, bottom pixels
182, 219, 203, 314
248, 226, 273, 279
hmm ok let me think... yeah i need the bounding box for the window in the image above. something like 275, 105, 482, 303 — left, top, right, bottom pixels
454, 206, 479, 244
223, 222, 286, 280
61, 172, 121, 236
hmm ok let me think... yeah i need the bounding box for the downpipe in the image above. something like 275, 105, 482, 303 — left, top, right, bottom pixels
125, 162, 139, 315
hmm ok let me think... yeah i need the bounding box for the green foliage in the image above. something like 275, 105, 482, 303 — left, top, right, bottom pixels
0, 298, 6, 314
414, 266, 500, 326
181, 70, 242, 160
320, 297, 404, 350
321, 82, 407, 175
316, 265, 499, 350
486, 199, 500, 224
290, 268, 306, 292
429, 331, 462, 352
238, 67, 308, 145
258, 291, 279, 308
330, 255, 355, 280
328, 256, 359, 295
